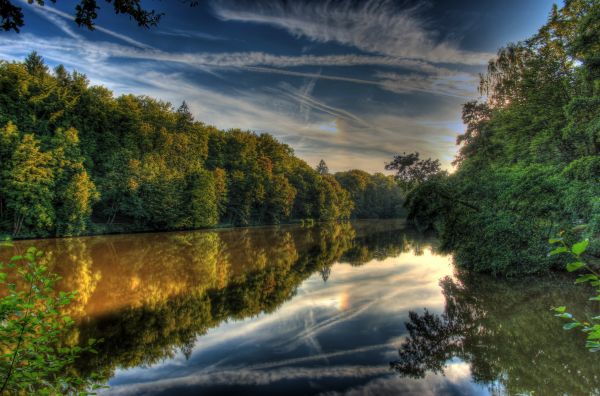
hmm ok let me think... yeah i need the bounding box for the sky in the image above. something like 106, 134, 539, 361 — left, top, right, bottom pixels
0, 0, 556, 172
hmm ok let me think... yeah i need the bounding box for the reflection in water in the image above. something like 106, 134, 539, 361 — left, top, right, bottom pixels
4, 220, 598, 395
392, 271, 600, 396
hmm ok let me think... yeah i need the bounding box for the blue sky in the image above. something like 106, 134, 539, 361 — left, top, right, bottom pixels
0, 0, 555, 172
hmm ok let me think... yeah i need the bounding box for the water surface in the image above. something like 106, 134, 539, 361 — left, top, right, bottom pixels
7, 220, 599, 395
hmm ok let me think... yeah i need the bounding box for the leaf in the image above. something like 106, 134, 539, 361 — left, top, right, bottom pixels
572, 239, 589, 255
555, 313, 573, 319
548, 238, 563, 244
588, 331, 600, 340
575, 274, 598, 284
553, 306, 566, 313
566, 261, 585, 272
549, 246, 568, 256
563, 322, 582, 330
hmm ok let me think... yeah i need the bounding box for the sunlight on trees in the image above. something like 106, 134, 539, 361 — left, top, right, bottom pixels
0, 55, 402, 237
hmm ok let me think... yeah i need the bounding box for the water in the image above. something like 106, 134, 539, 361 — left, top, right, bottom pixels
6, 220, 599, 395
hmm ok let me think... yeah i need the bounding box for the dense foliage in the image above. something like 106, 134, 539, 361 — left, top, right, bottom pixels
0, 242, 102, 394
0, 54, 404, 238
334, 169, 405, 219
404, 0, 600, 275
550, 237, 600, 352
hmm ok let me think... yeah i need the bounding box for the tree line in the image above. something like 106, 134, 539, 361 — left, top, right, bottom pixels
396, 0, 600, 275
0, 53, 404, 238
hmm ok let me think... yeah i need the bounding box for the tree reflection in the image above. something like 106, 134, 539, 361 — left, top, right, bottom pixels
392, 270, 600, 395
1, 220, 416, 386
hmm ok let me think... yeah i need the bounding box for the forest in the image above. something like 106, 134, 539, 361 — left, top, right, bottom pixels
402, 0, 600, 275
0, 54, 404, 238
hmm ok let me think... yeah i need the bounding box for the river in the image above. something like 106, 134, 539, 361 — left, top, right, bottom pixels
5, 220, 599, 395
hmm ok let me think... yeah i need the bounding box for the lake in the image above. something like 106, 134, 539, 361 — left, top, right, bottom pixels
6, 220, 599, 395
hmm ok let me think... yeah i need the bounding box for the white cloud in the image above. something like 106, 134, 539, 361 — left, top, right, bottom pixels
0, 0, 471, 173
376, 71, 479, 98
0, 34, 463, 172
22, 0, 153, 49
212, 0, 492, 65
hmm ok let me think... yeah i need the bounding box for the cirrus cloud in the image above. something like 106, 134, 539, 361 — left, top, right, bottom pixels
212, 0, 492, 66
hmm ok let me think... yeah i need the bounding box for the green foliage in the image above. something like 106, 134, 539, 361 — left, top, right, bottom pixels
334, 170, 405, 219
384, 152, 442, 191
3, 133, 55, 237
549, 237, 600, 352
0, 2, 162, 32
403, 0, 600, 274
0, 55, 396, 237
0, 241, 104, 394
186, 169, 219, 228
315, 159, 329, 175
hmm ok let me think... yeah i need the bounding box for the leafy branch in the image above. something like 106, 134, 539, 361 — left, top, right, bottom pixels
549, 237, 600, 352
0, 239, 107, 394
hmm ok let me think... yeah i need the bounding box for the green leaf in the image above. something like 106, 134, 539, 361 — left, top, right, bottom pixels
548, 238, 563, 244
572, 239, 589, 255
549, 246, 569, 256
555, 312, 573, 319
575, 274, 598, 284
588, 331, 600, 340
553, 306, 566, 313
563, 322, 582, 330
566, 261, 585, 272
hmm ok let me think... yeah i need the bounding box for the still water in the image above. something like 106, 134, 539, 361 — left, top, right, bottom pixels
8, 220, 599, 395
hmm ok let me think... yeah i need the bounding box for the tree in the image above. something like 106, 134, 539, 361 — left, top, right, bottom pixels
186, 169, 219, 228
385, 152, 442, 191
265, 174, 296, 223
23, 51, 47, 76
316, 159, 329, 175
52, 128, 99, 236
0, 54, 394, 237
454, 101, 492, 165
1, 0, 162, 32
335, 170, 405, 219
3, 133, 54, 237
176, 101, 194, 130
57, 170, 98, 236
0, 122, 19, 221
398, 1, 600, 274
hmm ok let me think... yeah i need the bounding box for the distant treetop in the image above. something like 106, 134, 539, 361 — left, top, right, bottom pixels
316, 159, 329, 175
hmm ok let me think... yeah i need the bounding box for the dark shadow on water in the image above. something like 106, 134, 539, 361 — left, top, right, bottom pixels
391, 270, 600, 395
